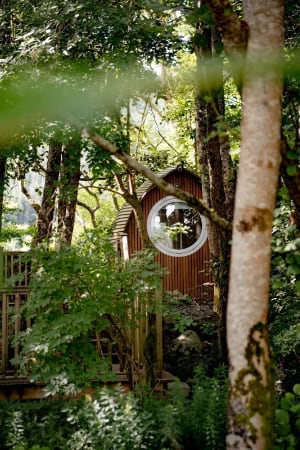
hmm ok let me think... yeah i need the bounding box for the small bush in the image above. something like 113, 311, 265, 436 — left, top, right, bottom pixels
180, 366, 227, 449
141, 365, 228, 450
275, 384, 300, 449
0, 369, 228, 450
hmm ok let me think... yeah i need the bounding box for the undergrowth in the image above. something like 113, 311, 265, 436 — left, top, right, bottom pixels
0, 367, 227, 450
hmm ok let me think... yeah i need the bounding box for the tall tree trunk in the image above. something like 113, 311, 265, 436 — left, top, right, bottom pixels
0, 157, 6, 237
0, 0, 13, 57
226, 1, 284, 448
34, 141, 62, 245
195, 19, 234, 362
57, 140, 81, 245
0, 0, 12, 238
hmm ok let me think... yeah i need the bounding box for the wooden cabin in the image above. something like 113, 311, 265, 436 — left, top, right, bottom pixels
114, 166, 213, 301
114, 166, 214, 381
0, 166, 213, 399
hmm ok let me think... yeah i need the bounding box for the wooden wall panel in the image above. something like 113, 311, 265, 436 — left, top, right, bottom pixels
125, 170, 213, 302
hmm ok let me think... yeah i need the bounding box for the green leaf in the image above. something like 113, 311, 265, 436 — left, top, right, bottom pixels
296, 418, 300, 431
272, 279, 286, 289
281, 396, 293, 411
293, 384, 300, 396
287, 165, 297, 176
277, 423, 291, 436
287, 264, 300, 276
285, 392, 295, 401
276, 409, 290, 425
290, 403, 300, 414
287, 151, 299, 160
286, 253, 296, 264
294, 279, 300, 293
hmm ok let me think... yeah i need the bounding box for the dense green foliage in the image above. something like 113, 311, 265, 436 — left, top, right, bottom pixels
270, 196, 300, 391
0, 1, 299, 448
0, 368, 227, 450
13, 230, 164, 394
1, 379, 299, 449
275, 384, 300, 449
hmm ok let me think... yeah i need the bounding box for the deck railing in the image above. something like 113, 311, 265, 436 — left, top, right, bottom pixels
0, 250, 162, 384
0, 249, 31, 289
0, 249, 30, 378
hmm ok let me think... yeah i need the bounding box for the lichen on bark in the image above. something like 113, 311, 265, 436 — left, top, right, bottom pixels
227, 322, 275, 449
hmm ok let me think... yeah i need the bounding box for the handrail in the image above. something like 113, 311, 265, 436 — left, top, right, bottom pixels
0, 249, 31, 289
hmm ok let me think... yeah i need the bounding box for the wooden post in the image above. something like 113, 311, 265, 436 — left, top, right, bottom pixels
0, 247, 3, 288
155, 288, 163, 377
1, 293, 7, 374
121, 235, 129, 261
138, 300, 147, 366
14, 292, 20, 362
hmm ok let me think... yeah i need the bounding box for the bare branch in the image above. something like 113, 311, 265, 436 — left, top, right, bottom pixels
77, 200, 98, 228
83, 129, 232, 231
20, 179, 41, 213
149, 103, 179, 154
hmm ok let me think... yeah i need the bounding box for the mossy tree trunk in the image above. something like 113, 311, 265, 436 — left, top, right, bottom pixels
226, 1, 284, 448
194, 20, 235, 363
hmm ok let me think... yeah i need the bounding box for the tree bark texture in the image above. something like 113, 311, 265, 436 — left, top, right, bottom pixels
226, 1, 284, 448
194, 20, 234, 363
34, 141, 62, 245
57, 141, 81, 245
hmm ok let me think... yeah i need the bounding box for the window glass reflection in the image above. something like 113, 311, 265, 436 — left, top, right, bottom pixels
153, 201, 202, 250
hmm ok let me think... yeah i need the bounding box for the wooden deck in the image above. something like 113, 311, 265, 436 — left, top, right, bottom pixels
0, 369, 176, 400
0, 250, 167, 399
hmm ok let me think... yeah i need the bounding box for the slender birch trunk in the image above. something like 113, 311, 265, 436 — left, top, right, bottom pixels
226, 1, 284, 448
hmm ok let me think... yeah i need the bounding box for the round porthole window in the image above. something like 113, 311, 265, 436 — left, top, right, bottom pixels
147, 196, 208, 257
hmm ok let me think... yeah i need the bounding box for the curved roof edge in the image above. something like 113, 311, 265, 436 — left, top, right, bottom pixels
113, 166, 200, 238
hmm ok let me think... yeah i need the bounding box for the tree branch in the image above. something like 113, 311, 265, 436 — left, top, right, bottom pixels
83, 128, 232, 231
76, 200, 99, 228
20, 179, 41, 214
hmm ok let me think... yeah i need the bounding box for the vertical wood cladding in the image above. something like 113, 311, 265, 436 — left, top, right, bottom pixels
125, 170, 213, 301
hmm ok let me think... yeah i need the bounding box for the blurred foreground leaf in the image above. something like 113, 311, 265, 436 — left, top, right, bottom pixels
0, 52, 299, 144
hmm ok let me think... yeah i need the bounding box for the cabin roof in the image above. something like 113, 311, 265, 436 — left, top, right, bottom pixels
113, 166, 200, 237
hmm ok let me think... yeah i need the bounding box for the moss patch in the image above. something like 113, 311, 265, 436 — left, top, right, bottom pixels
229, 322, 275, 449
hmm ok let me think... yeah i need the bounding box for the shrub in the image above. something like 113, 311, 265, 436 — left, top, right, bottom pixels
0, 368, 228, 450
12, 230, 164, 394
275, 384, 300, 449
141, 365, 228, 450
1, 389, 155, 450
